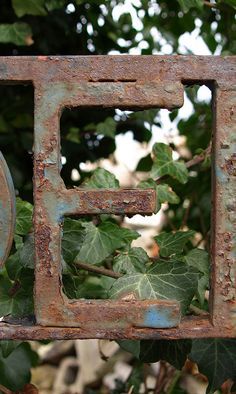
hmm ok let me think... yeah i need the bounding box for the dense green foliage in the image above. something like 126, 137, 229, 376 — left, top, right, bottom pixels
0, 0, 236, 392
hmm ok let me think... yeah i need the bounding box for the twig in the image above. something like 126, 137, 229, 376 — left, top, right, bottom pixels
166, 370, 182, 394
185, 143, 211, 169
8, 280, 21, 297
74, 260, 122, 279
0, 384, 12, 394
203, 1, 219, 8
181, 196, 193, 229
127, 386, 134, 394
98, 340, 109, 361
189, 304, 208, 316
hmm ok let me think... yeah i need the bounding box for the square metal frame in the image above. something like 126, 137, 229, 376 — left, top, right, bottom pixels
0, 56, 235, 340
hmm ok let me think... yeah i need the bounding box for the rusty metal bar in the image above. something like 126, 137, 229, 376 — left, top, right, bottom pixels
0, 316, 234, 340
63, 189, 156, 215
210, 83, 236, 332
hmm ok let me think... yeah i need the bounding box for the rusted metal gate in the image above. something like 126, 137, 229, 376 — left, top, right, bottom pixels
0, 56, 235, 340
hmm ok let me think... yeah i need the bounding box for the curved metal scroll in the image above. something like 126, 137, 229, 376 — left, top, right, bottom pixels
0, 152, 15, 267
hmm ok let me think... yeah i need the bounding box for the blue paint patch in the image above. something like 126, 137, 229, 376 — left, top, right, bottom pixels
143, 306, 179, 328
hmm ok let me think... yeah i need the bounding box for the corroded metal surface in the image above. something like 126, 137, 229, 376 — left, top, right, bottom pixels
0, 56, 235, 339
0, 152, 15, 267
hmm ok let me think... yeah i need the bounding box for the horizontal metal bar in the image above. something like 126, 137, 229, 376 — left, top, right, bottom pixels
63, 188, 156, 215
37, 299, 181, 329
0, 56, 235, 85
59, 81, 184, 110
0, 315, 235, 340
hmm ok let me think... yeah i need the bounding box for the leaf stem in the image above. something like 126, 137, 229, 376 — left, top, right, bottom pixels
0, 384, 13, 394
166, 370, 182, 394
203, 1, 218, 8
74, 260, 122, 279
185, 143, 211, 169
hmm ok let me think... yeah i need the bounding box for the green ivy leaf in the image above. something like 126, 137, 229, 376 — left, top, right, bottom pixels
18, 234, 34, 269
0, 23, 33, 46
113, 247, 149, 274
117, 340, 141, 359
184, 248, 209, 306
177, 0, 203, 13
0, 343, 38, 391
126, 362, 144, 394
77, 221, 139, 265
220, 0, 236, 9
151, 143, 188, 184
189, 339, 236, 393
157, 184, 180, 204
139, 339, 192, 369
96, 117, 116, 139
0, 340, 22, 358
0, 271, 34, 318
12, 0, 47, 17
136, 153, 153, 172
81, 168, 119, 189
62, 218, 85, 263
154, 230, 195, 257
45, 0, 67, 11
15, 198, 33, 236
14, 234, 23, 250
109, 261, 200, 314
138, 179, 179, 213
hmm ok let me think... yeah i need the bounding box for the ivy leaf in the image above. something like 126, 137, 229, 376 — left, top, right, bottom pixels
45, 0, 67, 11
151, 143, 188, 184
220, 0, 236, 9
139, 339, 192, 369
190, 339, 236, 393
18, 235, 34, 269
177, 0, 203, 13
136, 153, 153, 172
138, 179, 179, 212
14, 234, 23, 250
117, 340, 141, 359
109, 261, 200, 314
62, 218, 85, 263
0, 271, 34, 318
0, 343, 38, 391
77, 221, 139, 265
15, 198, 33, 236
154, 230, 195, 257
157, 184, 180, 204
0, 340, 22, 358
12, 0, 47, 17
96, 117, 116, 139
113, 247, 149, 274
126, 362, 144, 393
0, 23, 33, 46
184, 248, 209, 306
81, 168, 119, 189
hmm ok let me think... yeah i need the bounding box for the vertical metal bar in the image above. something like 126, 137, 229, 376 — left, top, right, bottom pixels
211, 84, 236, 334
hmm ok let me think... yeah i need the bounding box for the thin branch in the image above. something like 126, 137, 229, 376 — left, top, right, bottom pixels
203, 1, 219, 8
189, 304, 208, 316
185, 143, 212, 169
0, 384, 12, 394
74, 260, 122, 279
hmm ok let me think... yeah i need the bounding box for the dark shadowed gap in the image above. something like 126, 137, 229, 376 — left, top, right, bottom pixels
0, 84, 34, 202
